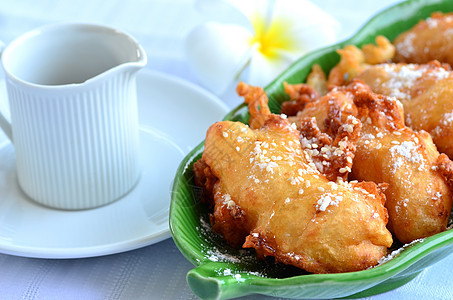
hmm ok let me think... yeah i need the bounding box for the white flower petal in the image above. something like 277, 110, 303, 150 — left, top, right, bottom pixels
185, 22, 253, 95
226, 0, 272, 22
222, 0, 339, 51
194, 0, 253, 31
195, 0, 275, 30
188, 0, 340, 93
273, 0, 339, 29
240, 0, 340, 86
246, 46, 294, 87
292, 24, 339, 53
262, 0, 339, 55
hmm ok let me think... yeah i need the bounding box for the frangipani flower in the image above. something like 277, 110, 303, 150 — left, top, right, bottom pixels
186, 0, 339, 95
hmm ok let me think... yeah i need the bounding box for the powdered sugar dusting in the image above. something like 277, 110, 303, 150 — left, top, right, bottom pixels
316, 193, 343, 212
433, 111, 453, 136
382, 64, 424, 100
206, 247, 241, 263
441, 112, 453, 125
381, 64, 451, 101
389, 140, 426, 171
197, 217, 308, 278
198, 218, 244, 264
222, 268, 263, 281
431, 67, 450, 80
426, 16, 440, 28
396, 32, 416, 58
376, 238, 425, 266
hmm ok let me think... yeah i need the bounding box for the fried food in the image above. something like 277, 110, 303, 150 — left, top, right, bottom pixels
327, 45, 364, 87
236, 82, 271, 130
363, 36, 396, 65
329, 38, 453, 158
280, 82, 320, 117
327, 36, 395, 86
284, 80, 453, 243
351, 85, 453, 243
193, 12, 453, 274
306, 64, 328, 96
356, 61, 453, 158
194, 82, 393, 274
394, 12, 453, 66
297, 115, 361, 182
285, 80, 360, 133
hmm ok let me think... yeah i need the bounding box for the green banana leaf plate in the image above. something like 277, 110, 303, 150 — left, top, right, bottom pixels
170, 0, 453, 299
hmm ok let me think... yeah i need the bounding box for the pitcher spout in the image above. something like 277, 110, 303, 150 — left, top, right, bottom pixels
85, 25, 147, 82
119, 41, 147, 73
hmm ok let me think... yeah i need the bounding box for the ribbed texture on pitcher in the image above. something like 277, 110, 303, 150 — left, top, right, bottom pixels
6, 73, 141, 210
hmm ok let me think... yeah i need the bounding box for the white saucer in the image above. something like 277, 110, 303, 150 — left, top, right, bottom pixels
0, 69, 228, 259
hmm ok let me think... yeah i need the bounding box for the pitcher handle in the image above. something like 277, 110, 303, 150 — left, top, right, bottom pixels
0, 40, 13, 142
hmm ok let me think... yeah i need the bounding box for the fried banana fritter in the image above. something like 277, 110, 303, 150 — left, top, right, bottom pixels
352, 86, 453, 243
194, 83, 392, 274
285, 80, 453, 243
394, 12, 453, 66
356, 61, 453, 158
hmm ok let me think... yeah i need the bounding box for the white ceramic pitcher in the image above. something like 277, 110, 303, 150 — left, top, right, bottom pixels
0, 23, 147, 210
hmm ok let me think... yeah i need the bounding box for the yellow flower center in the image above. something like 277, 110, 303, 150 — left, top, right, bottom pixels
250, 14, 297, 59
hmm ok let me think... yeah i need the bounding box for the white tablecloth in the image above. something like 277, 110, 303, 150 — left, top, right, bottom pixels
0, 0, 452, 299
